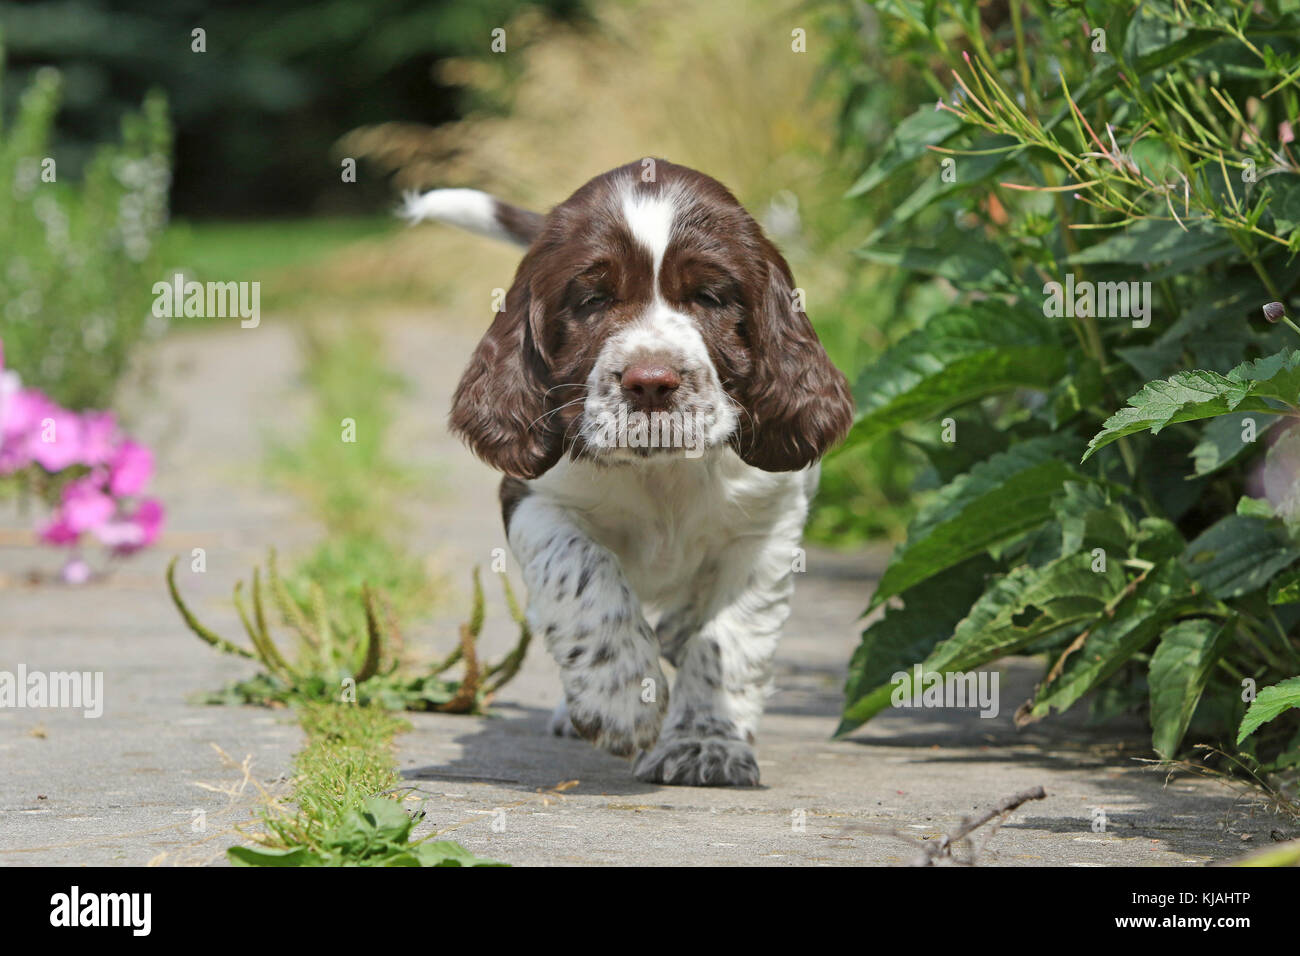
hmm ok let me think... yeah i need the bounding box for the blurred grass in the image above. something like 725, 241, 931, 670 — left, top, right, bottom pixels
162, 217, 393, 278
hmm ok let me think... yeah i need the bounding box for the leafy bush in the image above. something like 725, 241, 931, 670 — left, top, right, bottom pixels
0, 36, 170, 411
833, 0, 1300, 773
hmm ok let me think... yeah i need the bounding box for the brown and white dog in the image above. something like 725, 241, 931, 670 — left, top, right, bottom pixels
403, 160, 853, 786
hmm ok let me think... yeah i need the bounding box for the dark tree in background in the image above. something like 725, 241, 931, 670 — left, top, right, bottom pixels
0, 0, 585, 218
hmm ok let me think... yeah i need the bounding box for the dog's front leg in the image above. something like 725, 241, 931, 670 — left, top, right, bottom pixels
634, 538, 797, 787
508, 496, 668, 756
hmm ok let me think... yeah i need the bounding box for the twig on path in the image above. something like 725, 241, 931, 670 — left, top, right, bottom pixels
839, 785, 1047, 866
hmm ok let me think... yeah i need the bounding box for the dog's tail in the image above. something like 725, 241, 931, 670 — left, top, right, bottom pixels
399, 188, 542, 248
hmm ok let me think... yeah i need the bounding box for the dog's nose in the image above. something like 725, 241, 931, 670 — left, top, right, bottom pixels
620, 364, 681, 410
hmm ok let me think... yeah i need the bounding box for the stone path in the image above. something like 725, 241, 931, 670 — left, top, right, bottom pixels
1, 314, 1292, 866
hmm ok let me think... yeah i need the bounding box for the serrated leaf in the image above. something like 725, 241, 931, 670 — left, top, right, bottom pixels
1181, 514, 1300, 599
845, 106, 963, 198
837, 557, 995, 735
1031, 562, 1197, 718
852, 303, 1066, 445
924, 551, 1127, 677
1083, 349, 1300, 460
1268, 566, 1300, 604
871, 437, 1083, 608
1067, 219, 1233, 266
859, 135, 1019, 245
1052, 481, 1135, 557
1149, 618, 1233, 758
1238, 676, 1300, 744
858, 238, 1017, 290
1191, 412, 1276, 476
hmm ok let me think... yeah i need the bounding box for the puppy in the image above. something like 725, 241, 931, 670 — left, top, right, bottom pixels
404, 159, 853, 785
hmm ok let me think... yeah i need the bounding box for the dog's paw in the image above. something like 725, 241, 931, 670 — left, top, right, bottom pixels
547, 699, 583, 738
563, 661, 668, 757
633, 735, 760, 787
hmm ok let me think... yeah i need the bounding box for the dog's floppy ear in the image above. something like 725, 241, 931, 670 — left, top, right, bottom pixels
734, 238, 854, 472
449, 259, 563, 479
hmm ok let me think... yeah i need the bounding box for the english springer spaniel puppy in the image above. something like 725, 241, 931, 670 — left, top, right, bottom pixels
403, 160, 853, 786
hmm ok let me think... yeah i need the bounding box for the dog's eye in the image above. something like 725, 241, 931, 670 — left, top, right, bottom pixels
693, 289, 725, 308
574, 291, 612, 313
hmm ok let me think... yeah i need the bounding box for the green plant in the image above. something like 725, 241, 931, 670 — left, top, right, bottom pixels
229, 703, 505, 867
0, 33, 170, 411
168, 554, 531, 712
833, 0, 1300, 777
230, 796, 506, 867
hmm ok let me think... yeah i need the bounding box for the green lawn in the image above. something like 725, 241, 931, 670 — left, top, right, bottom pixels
161, 216, 394, 282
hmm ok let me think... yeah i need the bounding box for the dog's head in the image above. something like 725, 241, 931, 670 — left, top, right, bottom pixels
449, 160, 854, 479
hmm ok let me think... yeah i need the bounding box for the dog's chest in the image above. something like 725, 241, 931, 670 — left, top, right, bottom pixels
535, 452, 806, 603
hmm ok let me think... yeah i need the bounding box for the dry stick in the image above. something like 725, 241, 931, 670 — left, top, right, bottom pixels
912, 786, 1047, 866
839, 786, 1047, 866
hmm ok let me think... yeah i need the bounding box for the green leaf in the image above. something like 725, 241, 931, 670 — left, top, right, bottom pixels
1181, 514, 1300, 599
870, 437, 1083, 608
1268, 566, 1300, 604
837, 556, 995, 736
414, 840, 509, 867
1191, 412, 1276, 476
1067, 219, 1233, 267
1148, 618, 1233, 758
1031, 562, 1198, 718
1238, 676, 1300, 744
1236, 496, 1276, 519
1267, 174, 1300, 235
1083, 349, 1300, 461
1052, 482, 1135, 557
851, 303, 1066, 445
858, 238, 1017, 290
228, 845, 317, 867
845, 106, 963, 197
924, 551, 1127, 677
858, 134, 1019, 245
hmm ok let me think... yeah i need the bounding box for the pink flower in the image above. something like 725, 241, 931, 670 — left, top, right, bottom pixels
79, 411, 120, 468
39, 477, 116, 546
61, 557, 92, 585
24, 401, 83, 472
96, 498, 164, 554
108, 439, 153, 496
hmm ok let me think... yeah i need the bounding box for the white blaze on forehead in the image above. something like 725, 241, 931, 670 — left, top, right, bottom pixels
621, 188, 676, 283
